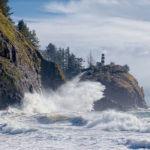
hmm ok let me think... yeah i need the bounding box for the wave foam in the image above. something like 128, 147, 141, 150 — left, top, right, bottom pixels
87, 110, 150, 133
126, 138, 150, 149
0, 123, 36, 135
21, 75, 105, 114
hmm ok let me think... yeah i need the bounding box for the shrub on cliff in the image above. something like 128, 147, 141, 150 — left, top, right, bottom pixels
0, 0, 12, 19
17, 20, 39, 48
123, 65, 130, 73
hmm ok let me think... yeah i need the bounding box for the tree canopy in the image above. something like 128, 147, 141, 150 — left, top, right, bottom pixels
17, 20, 39, 48
42, 43, 84, 79
0, 0, 12, 19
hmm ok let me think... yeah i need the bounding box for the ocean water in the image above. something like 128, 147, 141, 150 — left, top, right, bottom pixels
0, 75, 150, 150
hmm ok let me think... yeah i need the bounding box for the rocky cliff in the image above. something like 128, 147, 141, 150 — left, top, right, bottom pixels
0, 12, 65, 109
81, 65, 147, 111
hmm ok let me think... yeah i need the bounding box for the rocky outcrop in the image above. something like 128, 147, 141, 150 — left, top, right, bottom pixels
0, 12, 65, 109
81, 65, 147, 111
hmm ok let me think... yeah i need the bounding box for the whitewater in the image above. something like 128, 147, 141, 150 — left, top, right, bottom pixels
0, 75, 150, 150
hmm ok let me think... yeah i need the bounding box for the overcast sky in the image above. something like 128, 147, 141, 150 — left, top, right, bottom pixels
9, 0, 150, 104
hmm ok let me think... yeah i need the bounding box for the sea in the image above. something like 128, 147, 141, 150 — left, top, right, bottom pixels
0, 75, 150, 150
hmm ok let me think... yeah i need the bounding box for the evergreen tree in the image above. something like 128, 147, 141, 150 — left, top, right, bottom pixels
123, 64, 130, 73
67, 53, 75, 76
64, 47, 70, 71
17, 20, 30, 38
0, 0, 12, 19
42, 43, 84, 79
29, 30, 39, 47
45, 43, 57, 61
17, 20, 39, 48
57, 48, 65, 70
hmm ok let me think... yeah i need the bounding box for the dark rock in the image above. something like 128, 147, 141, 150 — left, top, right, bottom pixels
94, 97, 126, 111
0, 12, 65, 109
81, 65, 147, 111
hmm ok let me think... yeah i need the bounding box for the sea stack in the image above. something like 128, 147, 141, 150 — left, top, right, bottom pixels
81, 64, 147, 111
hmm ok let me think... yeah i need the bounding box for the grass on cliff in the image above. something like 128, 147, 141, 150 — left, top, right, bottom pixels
117, 73, 144, 98
0, 12, 65, 83
123, 73, 144, 98
56, 64, 66, 81
0, 56, 21, 88
0, 12, 41, 69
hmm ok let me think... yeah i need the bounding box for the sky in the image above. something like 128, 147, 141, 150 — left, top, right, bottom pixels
9, 0, 150, 104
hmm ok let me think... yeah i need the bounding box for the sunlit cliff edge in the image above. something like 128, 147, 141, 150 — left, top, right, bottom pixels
0, 12, 65, 109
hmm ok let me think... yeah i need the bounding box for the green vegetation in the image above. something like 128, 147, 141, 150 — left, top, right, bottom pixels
56, 64, 66, 81
17, 20, 39, 48
0, 56, 21, 88
0, 8, 66, 108
0, 6, 146, 109
0, 0, 12, 19
123, 65, 130, 73
0, 11, 65, 83
42, 43, 84, 79
0, 12, 41, 70
123, 73, 144, 97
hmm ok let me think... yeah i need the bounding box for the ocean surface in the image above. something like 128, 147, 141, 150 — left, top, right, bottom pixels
0, 75, 150, 150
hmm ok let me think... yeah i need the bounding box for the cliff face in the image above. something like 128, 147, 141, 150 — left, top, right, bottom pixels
0, 12, 65, 109
81, 65, 147, 111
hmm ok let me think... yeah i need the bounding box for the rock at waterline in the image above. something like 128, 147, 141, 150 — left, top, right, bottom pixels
81, 65, 147, 111
0, 12, 65, 109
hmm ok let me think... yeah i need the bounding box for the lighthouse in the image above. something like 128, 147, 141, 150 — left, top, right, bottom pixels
101, 53, 105, 65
